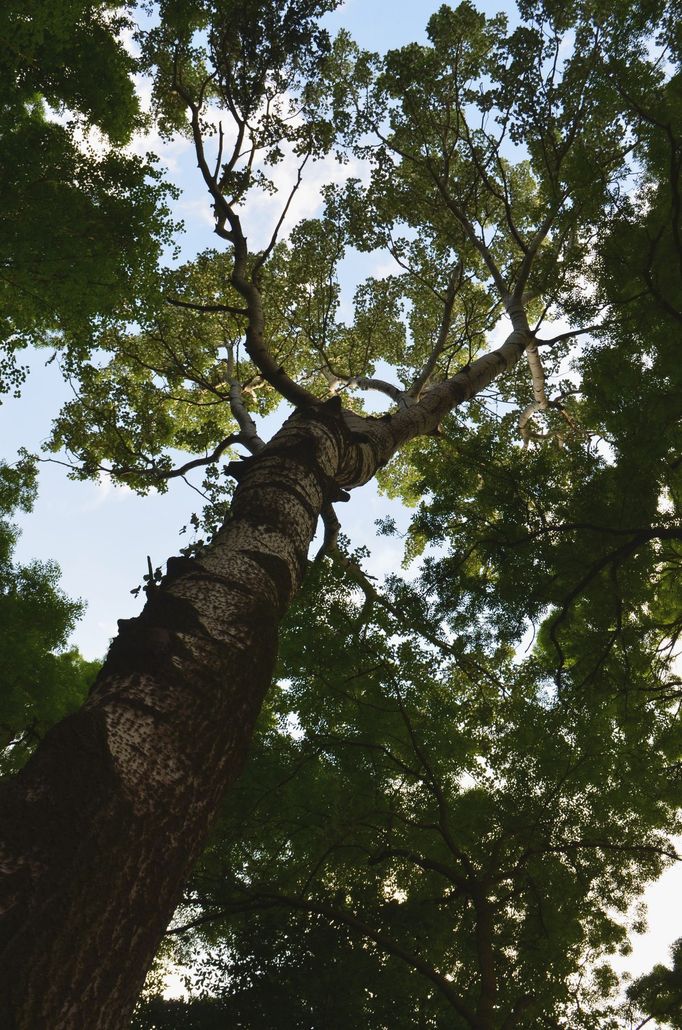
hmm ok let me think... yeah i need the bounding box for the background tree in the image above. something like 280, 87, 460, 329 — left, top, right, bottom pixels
0, 0, 175, 391
133, 420, 681, 1030
0, 1, 680, 1026
627, 938, 682, 1028
0, 457, 98, 774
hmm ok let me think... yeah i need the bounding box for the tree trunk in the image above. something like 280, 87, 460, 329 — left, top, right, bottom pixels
0, 328, 529, 1028
0, 403, 355, 1028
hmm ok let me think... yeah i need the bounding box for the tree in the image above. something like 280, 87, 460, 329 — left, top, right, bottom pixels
0, 0, 680, 1026
134, 556, 679, 1028
0, 0, 175, 391
0, 457, 98, 774
627, 938, 682, 1028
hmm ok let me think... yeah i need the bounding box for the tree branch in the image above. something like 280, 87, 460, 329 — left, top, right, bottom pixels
166, 296, 248, 317
409, 263, 463, 400
327, 372, 413, 408
261, 892, 481, 1027
173, 69, 318, 409
253, 152, 311, 274
223, 355, 266, 455
518, 339, 550, 446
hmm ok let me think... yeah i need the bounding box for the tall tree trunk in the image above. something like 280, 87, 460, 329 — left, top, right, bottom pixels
0, 328, 529, 1028
0, 404, 352, 1028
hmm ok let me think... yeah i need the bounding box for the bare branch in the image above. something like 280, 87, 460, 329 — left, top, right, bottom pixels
428, 163, 509, 298
212, 121, 225, 183
44, 435, 242, 486
330, 373, 413, 408
171, 886, 479, 1026
172, 72, 237, 242
253, 152, 311, 274
166, 296, 248, 317
315, 503, 341, 561
536, 323, 608, 347
263, 892, 481, 1027
548, 528, 680, 687
376, 124, 508, 299
368, 845, 469, 889
512, 197, 567, 301
173, 68, 318, 408
409, 262, 463, 399
224, 352, 266, 454
385, 237, 450, 302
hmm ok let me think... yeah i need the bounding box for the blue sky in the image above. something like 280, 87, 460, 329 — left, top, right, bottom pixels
2, 0, 679, 992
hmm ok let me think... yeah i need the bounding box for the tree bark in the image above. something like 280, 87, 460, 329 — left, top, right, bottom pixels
0, 325, 529, 1028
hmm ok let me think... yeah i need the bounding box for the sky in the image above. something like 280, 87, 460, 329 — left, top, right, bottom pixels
2, 0, 680, 1008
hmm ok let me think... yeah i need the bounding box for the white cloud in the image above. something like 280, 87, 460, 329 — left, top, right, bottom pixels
242, 151, 368, 252
175, 195, 217, 231
80, 473, 134, 512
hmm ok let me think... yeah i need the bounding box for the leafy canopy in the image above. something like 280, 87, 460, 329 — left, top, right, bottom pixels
0, 0, 176, 395
1, 0, 681, 1024
0, 458, 97, 775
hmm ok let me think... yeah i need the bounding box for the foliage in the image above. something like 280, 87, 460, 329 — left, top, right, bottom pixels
0, 0, 177, 395
627, 937, 682, 1027
2, 0, 682, 1024
0, 458, 98, 774
136, 539, 677, 1026
119, 1, 682, 1023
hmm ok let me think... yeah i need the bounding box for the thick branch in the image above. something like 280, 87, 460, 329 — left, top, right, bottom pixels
518, 339, 549, 446
326, 370, 413, 408
314, 503, 341, 561
224, 362, 265, 455
166, 296, 248, 317
368, 845, 469, 890
336, 305, 533, 488
536, 323, 608, 347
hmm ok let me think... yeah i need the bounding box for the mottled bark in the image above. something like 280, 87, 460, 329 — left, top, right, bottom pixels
518, 338, 549, 445
0, 321, 530, 1029
0, 404, 348, 1029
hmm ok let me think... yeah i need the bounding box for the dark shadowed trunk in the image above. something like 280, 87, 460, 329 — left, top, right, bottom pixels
0, 403, 350, 1028
0, 327, 529, 1028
